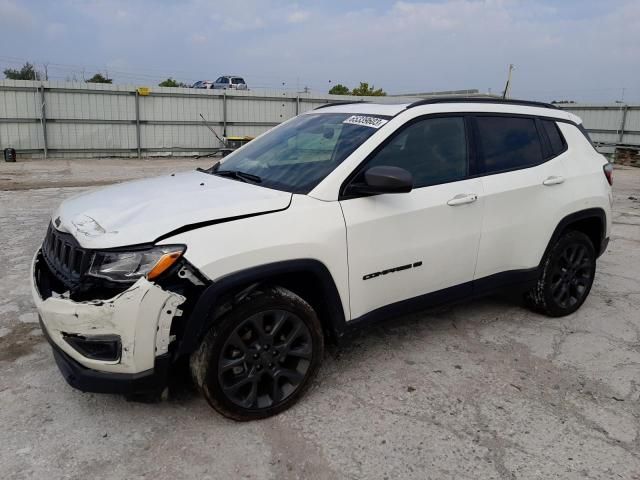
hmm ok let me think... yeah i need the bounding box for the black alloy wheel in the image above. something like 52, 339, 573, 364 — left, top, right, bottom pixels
218, 309, 313, 409
191, 286, 323, 420
548, 243, 593, 310
525, 230, 596, 317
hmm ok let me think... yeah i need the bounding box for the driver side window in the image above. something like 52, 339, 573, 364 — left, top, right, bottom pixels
365, 116, 468, 188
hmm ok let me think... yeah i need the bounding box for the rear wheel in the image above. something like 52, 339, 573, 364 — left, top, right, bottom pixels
525, 231, 596, 317
190, 286, 323, 421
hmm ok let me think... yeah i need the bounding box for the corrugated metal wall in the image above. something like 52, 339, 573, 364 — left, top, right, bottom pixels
0, 80, 412, 158
2, 80, 638, 158
558, 104, 640, 152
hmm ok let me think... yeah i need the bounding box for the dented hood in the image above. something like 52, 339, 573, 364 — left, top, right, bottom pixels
52, 170, 292, 249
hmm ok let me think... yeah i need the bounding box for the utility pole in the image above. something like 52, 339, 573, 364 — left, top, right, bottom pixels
502, 64, 515, 99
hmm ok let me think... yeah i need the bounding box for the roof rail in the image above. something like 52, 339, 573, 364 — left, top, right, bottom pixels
314, 100, 368, 110
406, 97, 559, 110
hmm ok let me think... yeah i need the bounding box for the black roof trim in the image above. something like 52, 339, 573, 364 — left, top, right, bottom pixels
314, 100, 369, 110
406, 97, 559, 110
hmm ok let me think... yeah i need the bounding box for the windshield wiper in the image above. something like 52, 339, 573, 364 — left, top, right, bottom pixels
212, 169, 262, 184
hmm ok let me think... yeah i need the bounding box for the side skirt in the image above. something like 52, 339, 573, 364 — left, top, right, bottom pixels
341, 268, 539, 339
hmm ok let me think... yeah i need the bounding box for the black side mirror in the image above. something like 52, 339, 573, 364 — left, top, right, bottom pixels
348, 165, 413, 195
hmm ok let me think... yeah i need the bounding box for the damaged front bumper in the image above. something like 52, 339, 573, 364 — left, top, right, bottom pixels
31, 252, 186, 394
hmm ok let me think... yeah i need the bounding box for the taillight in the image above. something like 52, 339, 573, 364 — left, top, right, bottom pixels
603, 163, 613, 186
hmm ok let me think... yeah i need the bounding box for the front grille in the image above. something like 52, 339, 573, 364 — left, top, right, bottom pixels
41, 223, 93, 289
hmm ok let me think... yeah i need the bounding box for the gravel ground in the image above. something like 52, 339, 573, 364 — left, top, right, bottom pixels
1, 158, 639, 480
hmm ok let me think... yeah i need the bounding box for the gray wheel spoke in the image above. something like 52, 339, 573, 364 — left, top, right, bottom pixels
242, 378, 259, 408
271, 379, 282, 404
220, 357, 246, 372
288, 344, 312, 360
223, 375, 253, 394
270, 311, 288, 339
228, 331, 248, 353
249, 315, 267, 341
278, 368, 304, 385
285, 323, 304, 347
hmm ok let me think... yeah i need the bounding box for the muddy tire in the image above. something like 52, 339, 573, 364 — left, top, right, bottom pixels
525, 231, 596, 317
190, 286, 324, 421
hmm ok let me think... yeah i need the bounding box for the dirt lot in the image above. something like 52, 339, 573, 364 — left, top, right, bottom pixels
1, 158, 639, 480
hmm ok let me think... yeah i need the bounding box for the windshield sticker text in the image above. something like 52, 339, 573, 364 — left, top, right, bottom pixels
343, 115, 388, 129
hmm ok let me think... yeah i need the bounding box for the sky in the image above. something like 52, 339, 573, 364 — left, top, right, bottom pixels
1, 0, 639, 102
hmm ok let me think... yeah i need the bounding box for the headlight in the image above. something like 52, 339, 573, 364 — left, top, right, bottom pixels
88, 245, 186, 283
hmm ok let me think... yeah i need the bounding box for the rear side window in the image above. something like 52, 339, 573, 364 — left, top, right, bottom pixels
541, 120, 566, 156
232, 77, 245, 84
364, 116, 467, 188
475, 116, 543, 173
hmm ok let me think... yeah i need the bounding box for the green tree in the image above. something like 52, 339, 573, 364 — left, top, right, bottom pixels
329, 83, 350, 95
3, 62, 41, 80
351, 82, 386, 96
86, 73, 113, 84
158, 78, 188, 87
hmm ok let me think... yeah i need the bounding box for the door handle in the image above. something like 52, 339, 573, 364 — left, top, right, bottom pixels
543, 175, 565, 186
447, 193, 478, 206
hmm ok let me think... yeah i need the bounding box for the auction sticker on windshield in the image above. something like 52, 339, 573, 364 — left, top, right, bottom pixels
343, 115, 388, 129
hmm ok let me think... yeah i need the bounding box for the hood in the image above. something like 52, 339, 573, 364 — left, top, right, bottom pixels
52, 170, 292, 249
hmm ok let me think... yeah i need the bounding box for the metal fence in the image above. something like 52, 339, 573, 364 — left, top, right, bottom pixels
1, 80, 638, 158
0, 80, 421, 159
558, 103, 640, 153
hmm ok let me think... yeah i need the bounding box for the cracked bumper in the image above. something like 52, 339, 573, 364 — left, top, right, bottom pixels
31, 252, 185, 389
40, 316, 171, 394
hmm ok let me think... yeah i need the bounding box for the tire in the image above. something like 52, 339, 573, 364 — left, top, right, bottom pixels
190, 286, 324, 421
525, 230, 596, 317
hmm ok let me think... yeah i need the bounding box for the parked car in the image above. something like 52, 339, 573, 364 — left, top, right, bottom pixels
191, 80, 214, 89
32, 98, 612, 420
213, 75, 248, 90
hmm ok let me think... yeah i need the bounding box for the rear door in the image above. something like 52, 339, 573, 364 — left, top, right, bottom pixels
473, 115, 569, 283
340, 116, 485, 319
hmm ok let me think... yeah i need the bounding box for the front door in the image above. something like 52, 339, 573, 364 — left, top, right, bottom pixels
340, 116, 485, 320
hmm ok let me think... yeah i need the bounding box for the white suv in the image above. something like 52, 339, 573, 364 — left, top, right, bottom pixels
32, 98, 613, 420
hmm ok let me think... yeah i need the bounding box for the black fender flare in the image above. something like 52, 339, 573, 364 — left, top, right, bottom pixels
176, 259, 347, 356
541, 207, 608, 264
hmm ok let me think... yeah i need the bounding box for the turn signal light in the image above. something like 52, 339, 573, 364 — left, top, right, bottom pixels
148, 252, 183, 280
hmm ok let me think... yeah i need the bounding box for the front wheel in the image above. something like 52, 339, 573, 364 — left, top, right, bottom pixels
190, 286, 324, 421
525, 231, 596, 317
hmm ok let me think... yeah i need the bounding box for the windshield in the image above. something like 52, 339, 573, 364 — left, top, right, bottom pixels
216, 113, 388, 193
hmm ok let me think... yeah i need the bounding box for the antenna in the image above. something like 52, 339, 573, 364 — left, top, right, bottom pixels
199, 113, 227, 147
502, 64, 515, 99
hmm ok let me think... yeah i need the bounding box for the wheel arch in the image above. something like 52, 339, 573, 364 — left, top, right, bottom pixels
177, 259, 347, 356
543, 208, 607, 265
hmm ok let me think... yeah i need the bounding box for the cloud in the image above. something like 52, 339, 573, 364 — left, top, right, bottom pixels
46, 22, 67, 39
4, 0, 640, 102
219, 16, 265, 32
189, 33, 207, 44
287, 10, 311, 24
0, 0, 35, 28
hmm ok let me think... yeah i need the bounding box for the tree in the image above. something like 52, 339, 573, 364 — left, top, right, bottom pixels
329, 83, 350, 95
3, 62, 41, 80
86, 73, 112, 83
158, 78, 188, 88
351, 82, 386, 96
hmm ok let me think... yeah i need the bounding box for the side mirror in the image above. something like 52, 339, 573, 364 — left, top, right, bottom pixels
348, 165, 413, 195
